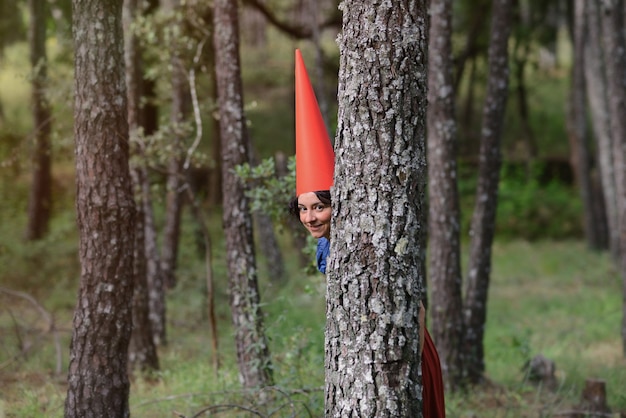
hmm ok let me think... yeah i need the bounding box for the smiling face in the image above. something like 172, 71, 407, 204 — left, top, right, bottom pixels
298, 192, 332, 239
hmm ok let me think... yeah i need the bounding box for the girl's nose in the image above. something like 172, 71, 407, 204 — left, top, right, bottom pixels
304, 210, 316, 223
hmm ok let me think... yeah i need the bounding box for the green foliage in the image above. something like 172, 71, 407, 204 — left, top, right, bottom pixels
496, 162, 582, 240
235, 155, 296, 228
457, 161, 582, 241
0, 208, 79, 295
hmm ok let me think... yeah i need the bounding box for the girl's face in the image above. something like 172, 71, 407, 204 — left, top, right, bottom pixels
298, 192, 331, 239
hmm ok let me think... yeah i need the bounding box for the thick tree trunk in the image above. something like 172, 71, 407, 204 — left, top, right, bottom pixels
25, 0, 52, 241
463, 0, 513, 384
65, 0, 135, 416
427, 0, 465, 392
327, 1, 428, 416
213, 0, 273, 388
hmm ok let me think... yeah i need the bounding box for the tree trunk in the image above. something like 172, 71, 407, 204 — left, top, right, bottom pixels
161, 0, 190, 293
460, 58, 479, 155
599, 0, 626, 357
585, 0, 618, 257
207, 27, 223, 207
567, 0, 605, 250
453, 0, 491, 93
65, 0, 135, 415
140, 0, 160, 138
249, 151, 286, 284
327, 1, 428, 416
25, 0, 52, 241
427, 0, 465, 392
213, 0, 274, 388
128, 170, 160, 372
512, 38, 537, 159
135, 0, 165, 348
463, 0, 513, 384
124, 0, 159, 372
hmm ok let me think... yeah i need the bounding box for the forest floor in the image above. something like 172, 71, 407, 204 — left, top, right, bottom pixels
1, 239, 626, 417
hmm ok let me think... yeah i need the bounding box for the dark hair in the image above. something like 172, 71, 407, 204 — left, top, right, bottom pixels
288, 190, 331, 219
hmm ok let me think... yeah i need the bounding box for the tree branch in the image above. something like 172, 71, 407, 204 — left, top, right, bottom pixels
241, 0, 341, 40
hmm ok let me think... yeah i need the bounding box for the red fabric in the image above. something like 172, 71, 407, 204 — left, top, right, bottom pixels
422, 328, 446, 417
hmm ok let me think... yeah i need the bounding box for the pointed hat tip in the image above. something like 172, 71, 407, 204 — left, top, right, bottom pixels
295, 49, 334, 196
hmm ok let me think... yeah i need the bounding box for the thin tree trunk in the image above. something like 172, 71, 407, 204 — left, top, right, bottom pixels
427, 0, 465, 392
137, 0, 165, 349
512, 38, 537, 159
140, 0, 160, 138
460, 58, 478, 156
567, 0, 603, 250
161, 0, 189, 293
327, 1, 428, 416
587, 0, 619, 258
249, 151, 285, 284
213, 0, 273, 388
463, 0, 513, 384
207, 22, 223, 207
128, 170, 160, 372
453, 0, 491, 93
599, 0, 626, 357
25, 0, 52, 241
124, 0, 159, 371
65, 0, 135, 415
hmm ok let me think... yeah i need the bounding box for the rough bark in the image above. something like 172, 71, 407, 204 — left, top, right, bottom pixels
427, 0, 465, 392
124, 0, 159, 372
599, 0, 626, 357
586, 0, 618, 257
463, 0, 513, 384
25, 0, 52, 241
213, 0, 273, 388
65, 0, 135, 415
327, 1, 428, 416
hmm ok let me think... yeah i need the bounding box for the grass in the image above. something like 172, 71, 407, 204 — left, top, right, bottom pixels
1, 208, 626, 418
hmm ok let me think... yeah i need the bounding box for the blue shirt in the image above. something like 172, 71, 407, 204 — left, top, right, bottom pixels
316, 237, 330, 274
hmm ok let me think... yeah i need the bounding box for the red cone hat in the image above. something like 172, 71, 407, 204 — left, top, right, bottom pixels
295, 49, 334, 196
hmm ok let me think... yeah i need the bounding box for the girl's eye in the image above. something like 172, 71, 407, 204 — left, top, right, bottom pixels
315, 204, 326, 211
299, 207, 307, 213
